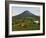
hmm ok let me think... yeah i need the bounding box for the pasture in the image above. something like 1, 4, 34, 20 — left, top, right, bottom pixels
12, 16, 40, 31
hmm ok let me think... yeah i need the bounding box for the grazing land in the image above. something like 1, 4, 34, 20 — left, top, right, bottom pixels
12, 16, 40, 31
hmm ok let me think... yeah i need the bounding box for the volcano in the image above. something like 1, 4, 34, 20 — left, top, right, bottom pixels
15, 10, 36, 17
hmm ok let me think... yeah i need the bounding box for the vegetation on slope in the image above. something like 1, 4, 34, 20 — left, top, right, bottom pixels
12, 16, 40, 31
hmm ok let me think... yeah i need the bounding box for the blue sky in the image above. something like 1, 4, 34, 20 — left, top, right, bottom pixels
12, 6, 40, 16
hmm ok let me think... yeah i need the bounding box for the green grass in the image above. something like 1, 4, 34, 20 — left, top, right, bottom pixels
12, 16, 40, 31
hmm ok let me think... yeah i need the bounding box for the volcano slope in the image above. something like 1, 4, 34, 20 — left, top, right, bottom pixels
12, 10, 40, 31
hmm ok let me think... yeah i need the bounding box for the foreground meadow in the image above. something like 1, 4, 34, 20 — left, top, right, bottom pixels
12, 16, 40, 31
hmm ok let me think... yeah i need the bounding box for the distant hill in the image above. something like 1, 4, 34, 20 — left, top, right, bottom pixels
15, 10, 37, 17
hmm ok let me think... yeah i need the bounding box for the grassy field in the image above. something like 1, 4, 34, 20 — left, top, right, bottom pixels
12, 16, 40, 31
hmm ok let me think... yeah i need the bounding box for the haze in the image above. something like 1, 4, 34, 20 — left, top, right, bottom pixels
12, 6, 40, 16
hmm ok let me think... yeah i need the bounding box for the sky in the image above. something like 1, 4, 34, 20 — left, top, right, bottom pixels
12, 6, 40, 16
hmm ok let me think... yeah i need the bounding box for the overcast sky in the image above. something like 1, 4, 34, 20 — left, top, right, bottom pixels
12, 6, 40, 16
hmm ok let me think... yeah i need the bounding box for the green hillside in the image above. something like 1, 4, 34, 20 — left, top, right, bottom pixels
12, 16, 40, 31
